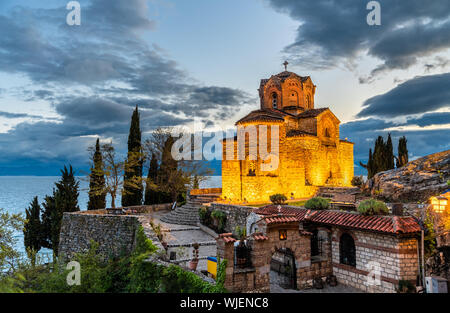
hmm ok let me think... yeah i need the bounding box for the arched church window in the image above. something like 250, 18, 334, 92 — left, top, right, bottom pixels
289, 90, 298, 106
306, 94, 311, 108
324, 128, 331, 138
272, 92, 278, 109
339, 233, 356, 267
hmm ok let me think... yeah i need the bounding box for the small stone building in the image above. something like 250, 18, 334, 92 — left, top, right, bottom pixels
221, 70, 354, 203
217, 205, 421, 293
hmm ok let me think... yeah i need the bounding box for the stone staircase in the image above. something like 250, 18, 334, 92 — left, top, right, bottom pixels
160, 193, 220, 226
316, 186, 360, 199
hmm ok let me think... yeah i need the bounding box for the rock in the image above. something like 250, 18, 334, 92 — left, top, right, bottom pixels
365, 150, 450, 202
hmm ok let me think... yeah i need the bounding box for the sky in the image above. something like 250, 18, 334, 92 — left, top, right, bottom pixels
0, 0, 449, 176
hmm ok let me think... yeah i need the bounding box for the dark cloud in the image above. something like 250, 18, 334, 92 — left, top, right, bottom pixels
0, 0, 252, 171
0, 110, 52, 120
268, 0, 450, 79
357, 73, 450, 118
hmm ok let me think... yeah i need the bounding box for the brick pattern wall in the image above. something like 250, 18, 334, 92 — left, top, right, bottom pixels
330, 228, 419, 293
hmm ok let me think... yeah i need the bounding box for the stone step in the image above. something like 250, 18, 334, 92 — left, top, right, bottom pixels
166, 241, 216, 248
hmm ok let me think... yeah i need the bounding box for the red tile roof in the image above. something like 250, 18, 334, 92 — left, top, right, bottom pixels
261, 213, 298, 225
253, 205, 421, 235
251, 232, 269, 241
217, 233, 237, 243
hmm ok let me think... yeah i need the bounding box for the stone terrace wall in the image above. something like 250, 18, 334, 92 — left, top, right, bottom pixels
58, 212, 140, 261
331, 228, 419, 293
209, 203, 254, 235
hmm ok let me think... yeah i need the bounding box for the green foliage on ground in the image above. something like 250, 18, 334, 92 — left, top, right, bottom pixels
269, 194, 287, 205
357, 199, 389, 216
305, 197, 330, 210
0, 225, 225, 293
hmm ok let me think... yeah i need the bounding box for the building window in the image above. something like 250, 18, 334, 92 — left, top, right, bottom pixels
324, 128, 331, 138
235, 241, 252, 268
311, 229, 323, 257
272, 92, 278, 109
339, 233, 356, 267
279, 230, 287, 240
306, 95, 311, 108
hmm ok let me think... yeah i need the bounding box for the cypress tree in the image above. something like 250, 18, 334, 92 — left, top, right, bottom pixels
144, 153, 159, 205
122, 106, 143, 206
396, 136, 408, 168
41, 165, 79, 254
386, 133, 395, 170
23, 196, 42, 262
88, 138, 106, 210
157, 136, 177, 202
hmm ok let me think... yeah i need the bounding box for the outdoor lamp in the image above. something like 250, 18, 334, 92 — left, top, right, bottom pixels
279, 230, 287, 240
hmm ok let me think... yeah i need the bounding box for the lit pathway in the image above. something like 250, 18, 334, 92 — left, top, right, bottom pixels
147, 209, 217, 273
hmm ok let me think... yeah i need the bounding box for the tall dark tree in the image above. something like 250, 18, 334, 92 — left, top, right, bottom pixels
41, 165, 79, 255
122, 106, 144, 206
88, 138, 106, 210
144, 153, 159, 205
385, 133, 395, 170
23, 196, 42, 263
157, 135, 179, 202
396, 136, 408, 168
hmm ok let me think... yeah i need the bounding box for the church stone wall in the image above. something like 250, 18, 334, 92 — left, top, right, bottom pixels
331, 228, 418, 293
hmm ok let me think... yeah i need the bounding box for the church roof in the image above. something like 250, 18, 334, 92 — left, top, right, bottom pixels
259, 71, 310, 89
235, 108, 292, 125
296, 108, 329, 118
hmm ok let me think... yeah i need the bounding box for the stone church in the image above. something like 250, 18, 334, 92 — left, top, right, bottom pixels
221, 68, 354, 203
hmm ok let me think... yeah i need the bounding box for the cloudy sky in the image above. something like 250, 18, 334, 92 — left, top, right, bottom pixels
0, 0, 449, 175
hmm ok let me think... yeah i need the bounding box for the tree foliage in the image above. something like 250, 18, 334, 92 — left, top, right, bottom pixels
23, 196, 42, 262
122, 106, 144, 206
360, 134, 407, 179
41, 165, 79, 254
87, 138, 106, 210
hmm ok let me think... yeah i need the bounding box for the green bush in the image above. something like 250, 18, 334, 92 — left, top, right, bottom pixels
398, 280, 415, 293
211, 210, 227, 233
270, 194, 287, 205
305, 197, 330, 210
357, 199, 389, 216
351, 175, 364, 187
1, 225, 225, 293
198, 207, 210, 225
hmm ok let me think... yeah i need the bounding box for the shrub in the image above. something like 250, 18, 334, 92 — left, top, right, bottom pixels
398, 280, 415, 293
351, 175, 364, 187
305, 197, 329, 210
198, 207, 210, 225
211, 210, 227, 233
357, 199, 389, 216
270, 194, 287, 205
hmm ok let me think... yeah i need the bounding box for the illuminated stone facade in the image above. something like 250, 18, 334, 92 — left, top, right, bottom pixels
222, 71, 354, 203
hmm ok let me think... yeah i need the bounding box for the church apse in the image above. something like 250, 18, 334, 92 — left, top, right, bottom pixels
221, 65, 353, 204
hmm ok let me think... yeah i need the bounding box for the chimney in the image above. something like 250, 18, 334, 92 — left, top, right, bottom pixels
392, 203, 403, 216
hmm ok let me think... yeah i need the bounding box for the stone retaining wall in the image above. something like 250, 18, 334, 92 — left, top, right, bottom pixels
209, 202, 255, 235
58, 211, 140, 261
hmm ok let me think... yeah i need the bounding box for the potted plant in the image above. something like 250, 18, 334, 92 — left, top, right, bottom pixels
189, 243, 200, 270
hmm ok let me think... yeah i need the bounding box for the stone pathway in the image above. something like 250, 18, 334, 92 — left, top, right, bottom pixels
147, 209, 217, 273
269, 271, 362, 293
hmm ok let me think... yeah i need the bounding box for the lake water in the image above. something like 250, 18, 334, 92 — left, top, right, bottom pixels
0, 175, 222, 254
